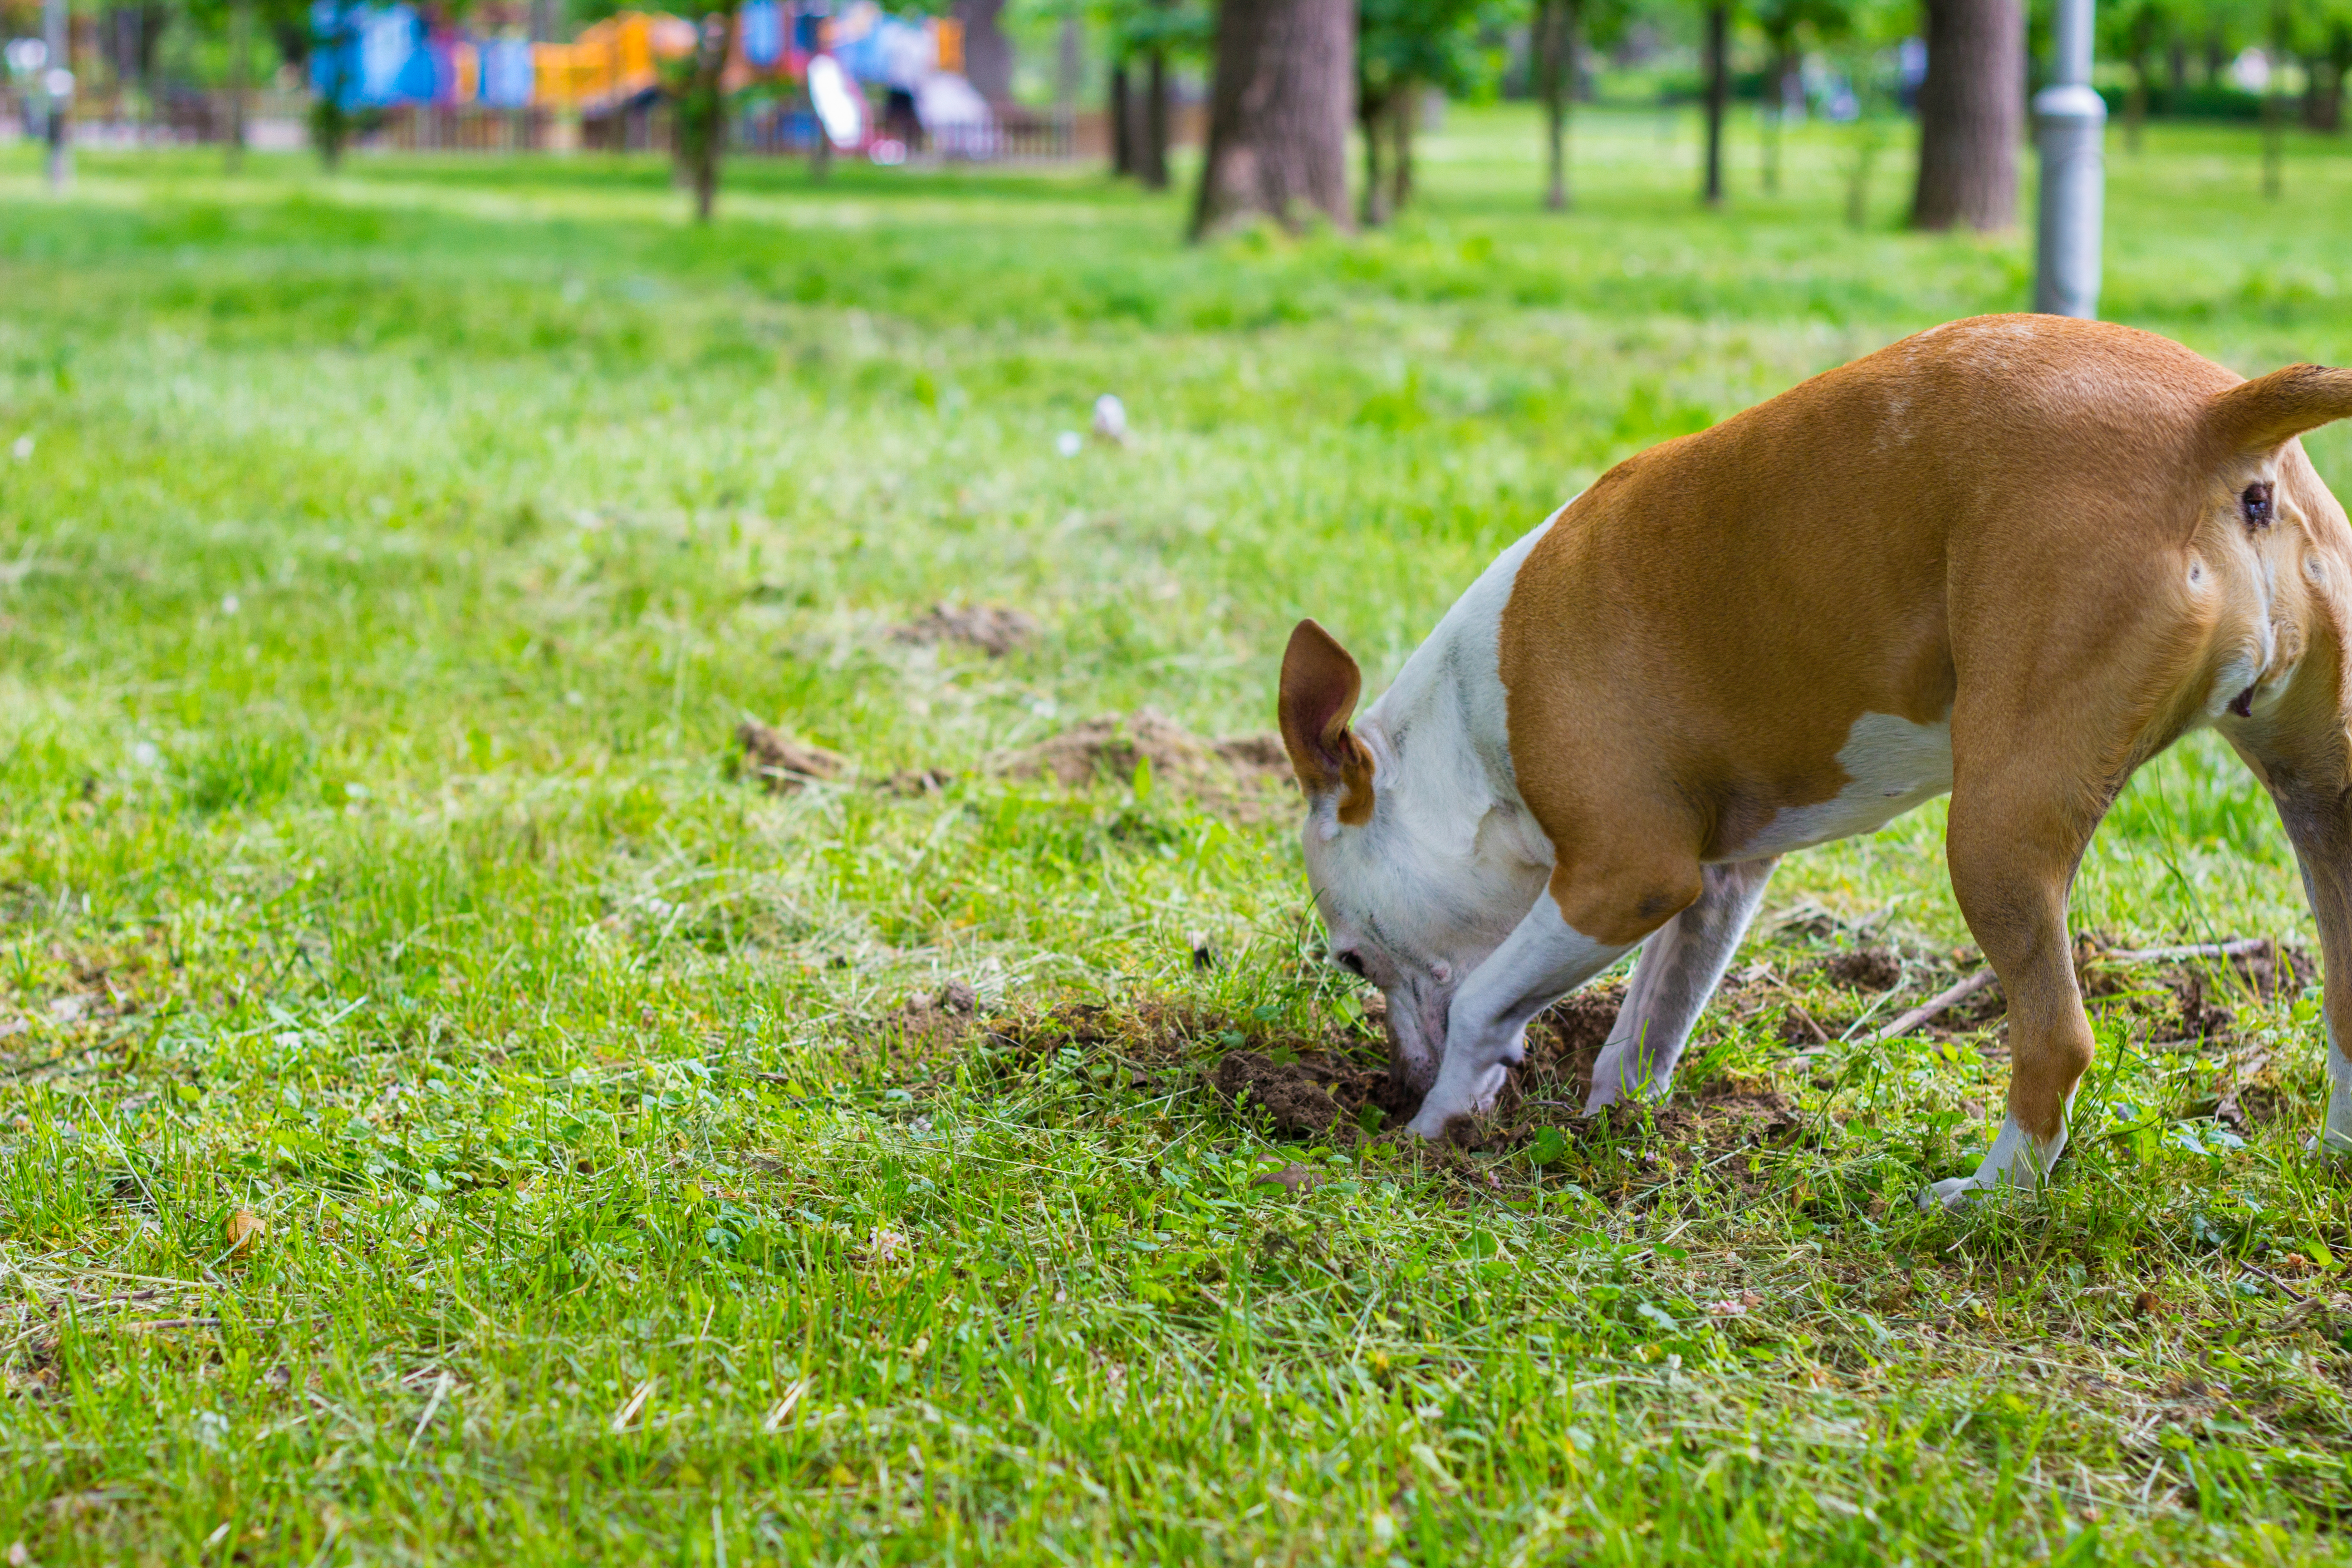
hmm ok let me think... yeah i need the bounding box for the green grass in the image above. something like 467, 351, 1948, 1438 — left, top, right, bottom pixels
1, 106, 2350, 1564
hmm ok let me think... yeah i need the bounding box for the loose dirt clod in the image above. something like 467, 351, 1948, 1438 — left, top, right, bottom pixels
1000, 710, 1294, 815
1213, 1052, 1346, 1137
891, 603, 1039, 656
736, 721, 849, 793
1824, 949, 1903, 992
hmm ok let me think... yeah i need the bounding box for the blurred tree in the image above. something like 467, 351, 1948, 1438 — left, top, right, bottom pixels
1106, 0, 1209, 187
1700, 0, 1730, 203
1755, 0, 1846, 191
1530, 0, 1625, 208
2107, 0, 2173, 152
668, 3, 740, 220
184, 0, 305, 167
1355, 0, 1483, 222
1911, 0, 2022, 228
1190, 0, 1356, 236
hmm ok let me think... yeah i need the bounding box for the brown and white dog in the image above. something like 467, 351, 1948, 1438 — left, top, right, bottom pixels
1278, 315, 2352, 1205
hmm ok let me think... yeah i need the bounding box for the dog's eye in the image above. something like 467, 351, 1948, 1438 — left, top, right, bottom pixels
1333, 950, 1367, 977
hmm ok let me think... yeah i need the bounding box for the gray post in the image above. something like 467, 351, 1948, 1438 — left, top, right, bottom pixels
2033, 0, 2104, 317
43, 0, 71, 191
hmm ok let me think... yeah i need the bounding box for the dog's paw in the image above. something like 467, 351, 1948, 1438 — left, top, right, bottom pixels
1403, 1106, 1458, 1142
1918, 1176, 1985, 1211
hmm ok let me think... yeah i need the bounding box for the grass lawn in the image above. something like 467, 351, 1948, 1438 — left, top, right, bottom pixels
3, 105, 2352, 1564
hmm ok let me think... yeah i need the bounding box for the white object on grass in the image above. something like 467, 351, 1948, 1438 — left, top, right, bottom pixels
1092, 393, 1129, 445
1055, 431, 1083, 458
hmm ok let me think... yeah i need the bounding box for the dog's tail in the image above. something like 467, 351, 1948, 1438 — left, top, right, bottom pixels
2207, 364, 2352, 457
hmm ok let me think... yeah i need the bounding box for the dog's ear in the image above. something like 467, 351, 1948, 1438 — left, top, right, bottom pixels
1279, 619, 1375, 826
2206, 364, 2352, 458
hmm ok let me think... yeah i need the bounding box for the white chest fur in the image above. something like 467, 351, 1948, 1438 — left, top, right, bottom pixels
1721, 712, 1955, 861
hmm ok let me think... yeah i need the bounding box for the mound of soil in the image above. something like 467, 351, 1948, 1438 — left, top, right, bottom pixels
891, 603, 1039, 657
1823, 948, 1903, 992
736, 722, 850, 793
1000, 709, 1294, 814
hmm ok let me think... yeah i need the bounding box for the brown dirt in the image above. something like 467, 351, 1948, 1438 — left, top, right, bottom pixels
891, 603, 1039, 657
735, 722, 850, 793
999, 709, 1294, 816
1823, 949, 1904, 992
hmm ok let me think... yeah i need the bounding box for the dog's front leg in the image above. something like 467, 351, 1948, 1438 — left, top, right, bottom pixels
1405, 893, 1632, 1140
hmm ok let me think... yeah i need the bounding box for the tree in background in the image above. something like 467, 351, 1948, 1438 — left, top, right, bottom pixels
185, 0, 308, 168
1107, 0, 1210, 188
1189, 0, 1356, 236
668, 3, 741, 220
1354, 0, 1483, 223
2108, 0, 2174, 151
1754, 0, 1846, 191
1700, 0, 1730, 203
1910, 0, 2022, 228
1530, 0, 1625, 209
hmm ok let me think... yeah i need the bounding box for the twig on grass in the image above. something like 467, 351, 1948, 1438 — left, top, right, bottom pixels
1875, 970, 1999, 1042
402, 1370, 454, 1460
610, 1377, 655, 1433
2101, 936, 2276, 963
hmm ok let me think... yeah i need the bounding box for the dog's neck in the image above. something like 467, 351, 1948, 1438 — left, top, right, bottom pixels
1354, 516, 1560, 862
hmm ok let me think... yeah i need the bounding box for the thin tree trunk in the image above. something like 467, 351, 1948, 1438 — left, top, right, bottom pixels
1359, 88, 1389, 225
1141, 48, 1170, 187
1911, 0, 2024, 230
2126, 52, 2148, 153
1112, 60, 1134, 175
227, 0, 250, 171
2264, 1, 2288, 197
1763, 41, 1793, 192
1537, 0, 1575, 210
677, 6, 737, 222
1389, 79, 1413, 211
1702, 2, 1728, 206
1190, 0, 1356, 237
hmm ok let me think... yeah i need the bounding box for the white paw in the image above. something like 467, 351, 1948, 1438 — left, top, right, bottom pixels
1919, 1176, 1985, 1211
1403, 1109, 1453, 1141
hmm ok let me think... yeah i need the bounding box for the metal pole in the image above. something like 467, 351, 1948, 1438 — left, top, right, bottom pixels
2033, 0, 2104, 317
43, 0, 71, 191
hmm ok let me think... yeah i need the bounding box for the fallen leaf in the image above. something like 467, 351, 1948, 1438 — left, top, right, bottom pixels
224, 1209, 266, 1257
1252, 1164, 1318, 1196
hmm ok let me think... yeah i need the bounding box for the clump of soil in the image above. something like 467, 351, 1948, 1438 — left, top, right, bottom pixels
1000, 709, 1294, 815
736, 722, 849, 793
1823, 948, 1903, 992
893, 980, 980, 1043
891, 603, 1039, 657
1212, 1052, 1349, 1137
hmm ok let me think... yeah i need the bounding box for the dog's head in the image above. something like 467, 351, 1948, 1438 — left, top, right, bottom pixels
1279, 619, 1550, 1091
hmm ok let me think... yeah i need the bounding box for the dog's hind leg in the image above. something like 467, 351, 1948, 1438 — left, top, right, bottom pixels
2228, 646, 2352, 1154
1586, 856, 1779, 1112
1923, 751, 2110, 1209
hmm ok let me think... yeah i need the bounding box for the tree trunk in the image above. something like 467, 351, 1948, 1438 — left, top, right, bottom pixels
953, 0, 1014, 102
1536, 0, 1575, 210
227, 0, 251, 171
1911, 0, 2024, 230
1763, 39, 1794, 193
2125, 52, 2148, 153
1702, 2, 1728, 206
676, 7, 737, 222
1190, 0, 1356, 237
1358, 87, 1389, 226
1112, 60, 1134, 174
1389, 80, 1413, 211
1141, 49, 1171, 188
2167, 39, 2186, 96
2263, 1, 2288, 196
